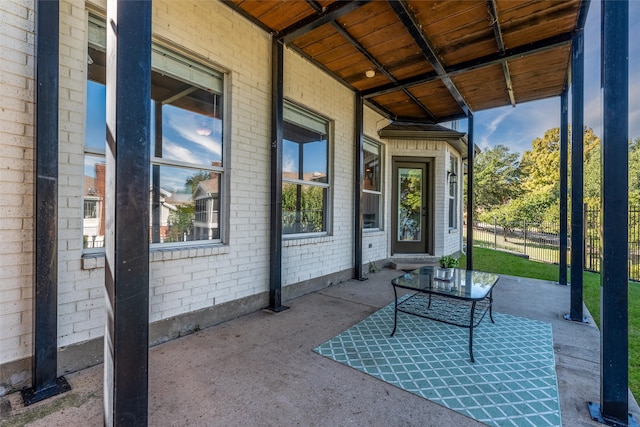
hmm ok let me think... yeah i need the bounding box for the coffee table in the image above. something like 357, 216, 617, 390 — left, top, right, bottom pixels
390, 267, 500, 362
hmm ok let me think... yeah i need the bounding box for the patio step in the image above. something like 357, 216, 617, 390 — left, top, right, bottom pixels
389, 256, 439, 271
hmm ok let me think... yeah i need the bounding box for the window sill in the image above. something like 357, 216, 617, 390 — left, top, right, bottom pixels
283, 234, 332, 246
81, 243, 229, 270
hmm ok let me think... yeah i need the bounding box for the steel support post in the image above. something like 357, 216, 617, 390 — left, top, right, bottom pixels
21, 0, 71, 405
587, 2, 636, 425
559, 88, 569, 286
466, 113, 474, 270
104, 2, 151, 425
268, 38, 287, 312
354, 96, 366, 280
566, 30, 587, 323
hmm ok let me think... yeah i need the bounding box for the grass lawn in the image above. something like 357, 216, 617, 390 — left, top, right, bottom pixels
460, 246, 640, 398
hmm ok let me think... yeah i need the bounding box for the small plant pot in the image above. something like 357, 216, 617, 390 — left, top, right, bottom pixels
436, 267, 454, 280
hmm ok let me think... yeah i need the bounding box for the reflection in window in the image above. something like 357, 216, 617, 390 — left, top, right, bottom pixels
83, 18, 224, 248
363, 140, 382, 229
282, 103, 330, 235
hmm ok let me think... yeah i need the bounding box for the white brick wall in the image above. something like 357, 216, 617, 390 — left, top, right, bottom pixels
383, 138, 464, 257
281, 50, 356, 285
0, 0, 35, 364
0, 0, 464, 371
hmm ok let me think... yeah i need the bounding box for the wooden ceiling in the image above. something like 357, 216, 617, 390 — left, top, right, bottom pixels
224, 0, 589, 123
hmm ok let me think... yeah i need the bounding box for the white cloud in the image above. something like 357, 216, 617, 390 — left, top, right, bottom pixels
283, 154, 295, 173
165, 109, 222, 157
163, 139, 204, 165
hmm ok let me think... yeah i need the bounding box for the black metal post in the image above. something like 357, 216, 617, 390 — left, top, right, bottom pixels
559, 87, 569, 286
588, 2, 634, 425
268, 38, 287, 312
566, 29, 587, 323
21, 0, 71, 405
354, 95, 365, 280
104, 1, 151, 425
466, 113, 474, 270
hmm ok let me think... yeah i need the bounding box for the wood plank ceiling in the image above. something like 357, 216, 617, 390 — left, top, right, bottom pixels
224, 0, 588, 123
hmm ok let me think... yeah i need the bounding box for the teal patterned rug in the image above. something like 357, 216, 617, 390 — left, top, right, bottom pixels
313, 299, 560, 427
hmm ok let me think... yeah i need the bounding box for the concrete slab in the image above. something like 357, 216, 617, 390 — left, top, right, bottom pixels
1, 268, 637, 426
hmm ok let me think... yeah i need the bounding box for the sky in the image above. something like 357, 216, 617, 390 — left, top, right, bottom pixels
469, 0, 640, 156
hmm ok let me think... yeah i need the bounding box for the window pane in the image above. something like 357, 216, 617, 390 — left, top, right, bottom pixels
282, 182, 326, 234
150, 165, 221, 243
364, 143, 380, 192
86, 80, 106, 150
398, 167, 422, 241
83, 155, 106, 248
283, 121, 327, 183
156, 89, 223, 167
363, 192, 380, 229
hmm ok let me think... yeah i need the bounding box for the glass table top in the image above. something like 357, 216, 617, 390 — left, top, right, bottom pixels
391, 267, 499, 300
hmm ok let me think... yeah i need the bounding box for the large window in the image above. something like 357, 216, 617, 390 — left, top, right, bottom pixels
448, 155, 458, 229
83, 17, 225, 249
363, 139, 382, 229
282, 102, 330, 235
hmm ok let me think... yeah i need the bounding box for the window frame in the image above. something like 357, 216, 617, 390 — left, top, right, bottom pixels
448, 154, 459, 230
363, 138, 383, 231
281, 100, 332, 238
82, 15, 229, 253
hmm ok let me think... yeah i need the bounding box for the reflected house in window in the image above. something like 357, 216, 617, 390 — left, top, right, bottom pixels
149, 188, 178, 243
83, 162, 105, 248
192, 173, 220, 240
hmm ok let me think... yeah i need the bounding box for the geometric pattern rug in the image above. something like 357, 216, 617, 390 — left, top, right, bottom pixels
313, 299, 561, 427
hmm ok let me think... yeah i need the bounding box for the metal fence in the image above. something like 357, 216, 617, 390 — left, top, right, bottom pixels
469, 208, 640, 282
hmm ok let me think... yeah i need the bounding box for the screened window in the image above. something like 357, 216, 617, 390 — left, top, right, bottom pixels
363, 139, 382, 229
448, 155, 458, 229
282, 102, 330, 235
83, 16, 225, 249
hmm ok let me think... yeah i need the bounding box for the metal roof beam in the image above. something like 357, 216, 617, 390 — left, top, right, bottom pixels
330, 19, 439, 122
487, 0, 516, 107
388, 0, 470, 116
279, 0, 370, 43
363, 31, 573, 98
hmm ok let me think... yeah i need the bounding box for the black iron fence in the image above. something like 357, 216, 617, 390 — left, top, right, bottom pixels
468, 207, 640, 282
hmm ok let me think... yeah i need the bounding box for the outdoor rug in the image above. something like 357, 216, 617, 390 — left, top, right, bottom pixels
313, 299, 560, 427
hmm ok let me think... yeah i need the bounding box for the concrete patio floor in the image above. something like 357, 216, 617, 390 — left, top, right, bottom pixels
1, 268, 639, 426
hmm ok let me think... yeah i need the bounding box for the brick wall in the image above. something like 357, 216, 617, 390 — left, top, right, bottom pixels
0, 0, 462, 382
0, 0, 35, 366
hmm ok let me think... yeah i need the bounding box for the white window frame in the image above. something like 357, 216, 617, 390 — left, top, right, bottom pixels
83, 16, 228, 252
363, 138, 383, 231
282, 101, 332, 237
448, 154, 459, 229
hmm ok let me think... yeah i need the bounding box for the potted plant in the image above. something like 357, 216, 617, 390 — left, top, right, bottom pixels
437, 255, 459, 280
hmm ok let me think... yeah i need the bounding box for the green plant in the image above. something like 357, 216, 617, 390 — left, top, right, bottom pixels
439, 255, 459, 268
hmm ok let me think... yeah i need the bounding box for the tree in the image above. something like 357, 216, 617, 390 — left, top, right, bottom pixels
520, 126, 600, 194
473, 144, 521, 212
185, 171, 212, 194
629, 137, 640, 206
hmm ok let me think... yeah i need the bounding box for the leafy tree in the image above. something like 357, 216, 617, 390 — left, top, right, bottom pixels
629, 137, 640, 206
185, 171, 212, 194
166, 204, 195, 242
473, 144, 521, 213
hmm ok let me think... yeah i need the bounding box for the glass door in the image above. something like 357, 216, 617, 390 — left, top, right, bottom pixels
392, 160, 431, 254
